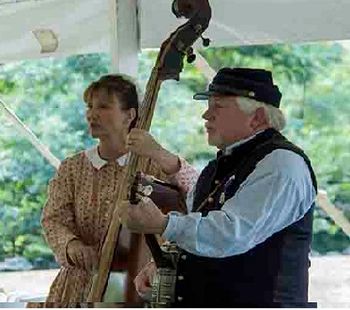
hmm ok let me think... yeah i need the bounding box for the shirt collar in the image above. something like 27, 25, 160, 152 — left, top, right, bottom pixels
223, 130, 265, 155
85, 146, 129, 170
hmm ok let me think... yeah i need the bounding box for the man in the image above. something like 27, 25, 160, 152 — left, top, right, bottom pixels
121, 68, 317, 307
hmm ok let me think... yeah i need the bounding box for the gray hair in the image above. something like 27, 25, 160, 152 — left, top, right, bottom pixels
236, 97, 286, 131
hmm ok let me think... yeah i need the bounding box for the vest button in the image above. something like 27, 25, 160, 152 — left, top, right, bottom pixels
177, 296, 183, 302
178, 275, 184, 280
181, 254, 187, 260
208, 197, 214, 203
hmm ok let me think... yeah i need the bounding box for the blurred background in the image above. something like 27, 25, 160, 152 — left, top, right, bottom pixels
0, 42, 350, 306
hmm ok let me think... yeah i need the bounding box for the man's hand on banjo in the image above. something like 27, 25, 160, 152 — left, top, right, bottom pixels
118, 195, 169, 234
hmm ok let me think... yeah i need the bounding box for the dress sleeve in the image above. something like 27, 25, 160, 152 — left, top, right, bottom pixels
41, 158, 78, 267
166, 156, 199, 194
141, 156, 199, 194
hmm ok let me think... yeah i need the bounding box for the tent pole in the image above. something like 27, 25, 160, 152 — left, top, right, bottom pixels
0, 98, 60, 169
109, 0, 140, 77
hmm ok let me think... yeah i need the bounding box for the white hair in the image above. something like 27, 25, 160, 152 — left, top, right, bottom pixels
236, 96, 286, 131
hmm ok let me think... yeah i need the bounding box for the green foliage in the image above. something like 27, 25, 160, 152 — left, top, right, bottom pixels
0, 42, 349, 268
0, 54, 111, 265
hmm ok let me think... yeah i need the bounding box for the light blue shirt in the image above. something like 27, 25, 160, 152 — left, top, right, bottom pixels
162, 139, 317, 258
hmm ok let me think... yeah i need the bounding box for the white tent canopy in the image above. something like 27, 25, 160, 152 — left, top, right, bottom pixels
1, 0, 350, 68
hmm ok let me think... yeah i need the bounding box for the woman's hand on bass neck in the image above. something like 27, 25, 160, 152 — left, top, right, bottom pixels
126, 128, 181, 175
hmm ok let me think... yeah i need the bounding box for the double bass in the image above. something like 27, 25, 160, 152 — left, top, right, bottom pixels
87, 0, 212, 306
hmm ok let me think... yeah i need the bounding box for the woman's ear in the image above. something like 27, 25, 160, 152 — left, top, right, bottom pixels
250, 107, 268, 130
124, 108, 137, 128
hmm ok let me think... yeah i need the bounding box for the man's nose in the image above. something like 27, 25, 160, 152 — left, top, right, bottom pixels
202, 108, 212, 120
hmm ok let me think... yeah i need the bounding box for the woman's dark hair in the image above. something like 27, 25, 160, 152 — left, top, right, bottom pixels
83, 74, 139, 130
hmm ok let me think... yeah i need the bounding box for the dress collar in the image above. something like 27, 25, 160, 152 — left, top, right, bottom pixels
84, 146, 129, 170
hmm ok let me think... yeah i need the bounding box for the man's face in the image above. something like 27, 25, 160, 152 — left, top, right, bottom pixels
202, 95, 254, 149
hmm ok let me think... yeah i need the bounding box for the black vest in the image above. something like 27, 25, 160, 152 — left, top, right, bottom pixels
174, 129, 317, 308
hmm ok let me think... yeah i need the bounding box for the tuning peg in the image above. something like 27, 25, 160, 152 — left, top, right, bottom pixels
186, 47, 196, 63
187, 53, 197, 63
201, 35, 211, 47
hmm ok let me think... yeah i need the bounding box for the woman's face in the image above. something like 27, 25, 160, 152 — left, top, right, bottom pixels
85, 91, 136, 141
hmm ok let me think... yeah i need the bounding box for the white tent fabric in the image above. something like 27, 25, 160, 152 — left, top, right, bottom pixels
0, 0, 110, 62
1, 0, 350, 63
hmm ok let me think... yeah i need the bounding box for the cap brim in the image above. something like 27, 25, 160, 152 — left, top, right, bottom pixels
193, 91, 215, 100
193, 88, 248, 100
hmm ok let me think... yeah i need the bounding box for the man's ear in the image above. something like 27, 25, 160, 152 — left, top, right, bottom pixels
250, 107, 268, 130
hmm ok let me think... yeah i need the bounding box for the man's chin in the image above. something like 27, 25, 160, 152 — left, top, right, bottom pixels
207, 136, 222, 148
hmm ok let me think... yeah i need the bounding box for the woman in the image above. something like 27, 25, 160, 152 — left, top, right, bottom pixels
40, 75, 197, 306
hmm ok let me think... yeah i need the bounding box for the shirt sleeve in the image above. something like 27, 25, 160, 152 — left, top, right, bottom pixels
41, 158, 79, 267
162, 150, 316, 258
